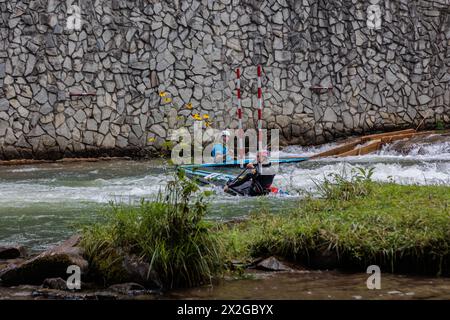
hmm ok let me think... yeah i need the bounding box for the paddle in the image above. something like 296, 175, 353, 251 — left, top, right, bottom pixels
228, 149, 274, 186
227, 166, 249, 186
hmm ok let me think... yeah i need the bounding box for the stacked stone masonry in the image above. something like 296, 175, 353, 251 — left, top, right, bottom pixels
0, 0, 449, 159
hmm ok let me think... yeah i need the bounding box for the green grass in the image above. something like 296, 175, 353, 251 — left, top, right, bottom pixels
81, 171, 224, 289
220, 182, 450, 276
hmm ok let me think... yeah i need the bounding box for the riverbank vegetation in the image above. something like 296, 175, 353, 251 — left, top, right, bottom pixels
81, 169, 450, 289
81, 171, 224, 289
222, 178, 450, 276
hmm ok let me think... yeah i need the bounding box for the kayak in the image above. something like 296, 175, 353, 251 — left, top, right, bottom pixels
180, 167, 288, 196
182, 167, 235, 187
179, 157, 309, 170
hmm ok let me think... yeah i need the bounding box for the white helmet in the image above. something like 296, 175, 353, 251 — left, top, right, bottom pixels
221, 130, 231, 137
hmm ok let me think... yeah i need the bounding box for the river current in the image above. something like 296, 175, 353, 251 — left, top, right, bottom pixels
0, 140, 449, 252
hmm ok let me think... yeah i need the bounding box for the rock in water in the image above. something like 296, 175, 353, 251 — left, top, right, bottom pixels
0, 246, 27, 259
42, 277, 68, 290
107, 282, 146, 295
0, 235, 88, 286
256, 256, 291, 271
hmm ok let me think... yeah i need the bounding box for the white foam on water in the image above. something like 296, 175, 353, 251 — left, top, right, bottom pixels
379, 141, 450, 159
272, 161, 450, 195
280, 142, 340, 157
0, 174, 167, 207
8, 167, 40, 173
270, 139, 450, 194
368, 162, 450, 185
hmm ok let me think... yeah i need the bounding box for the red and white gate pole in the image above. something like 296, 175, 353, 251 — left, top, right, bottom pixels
236, 68, 244, 168
257, 65, 263, 172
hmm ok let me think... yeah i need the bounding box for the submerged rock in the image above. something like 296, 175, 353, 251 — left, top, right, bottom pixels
107, 282, 146, 295
32, 288, 118, 300
0, 235, 88, 286
256, 257, 291, 272
0, 246, 27, 259
42, 277, 68, 291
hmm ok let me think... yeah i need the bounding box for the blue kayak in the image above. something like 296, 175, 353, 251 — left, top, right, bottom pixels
179, 157, 309, 170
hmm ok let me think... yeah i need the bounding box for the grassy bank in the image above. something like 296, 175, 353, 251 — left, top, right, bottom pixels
221, 181, 450, 276
81, 170, 450, 290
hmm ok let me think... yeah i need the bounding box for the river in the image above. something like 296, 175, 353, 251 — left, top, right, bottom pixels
0, 140, 449, 299
169, 270, 450, 300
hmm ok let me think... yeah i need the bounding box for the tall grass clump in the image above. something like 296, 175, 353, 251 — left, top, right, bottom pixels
82, 170, 224, 289
312, 166, 375, 201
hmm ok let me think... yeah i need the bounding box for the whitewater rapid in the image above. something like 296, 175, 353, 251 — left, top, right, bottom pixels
0, 141, 449, 207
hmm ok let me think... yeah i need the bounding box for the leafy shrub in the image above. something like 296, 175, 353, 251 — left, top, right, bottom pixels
312, 166, 375, 201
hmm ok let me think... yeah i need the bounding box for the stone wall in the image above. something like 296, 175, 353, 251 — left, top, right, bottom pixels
0, 0, 449, 159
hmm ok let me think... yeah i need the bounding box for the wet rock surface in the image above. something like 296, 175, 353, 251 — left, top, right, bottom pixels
255, 256, 292, 272
42, 278, 69, 291
0, 235, 88, 286
0, 285, 161, 300
0, 246, 27, 260
107, 283, 152, 296
0, 235, 160, 295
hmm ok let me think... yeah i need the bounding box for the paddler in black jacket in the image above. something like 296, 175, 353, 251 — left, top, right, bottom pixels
224, 150, 276, 196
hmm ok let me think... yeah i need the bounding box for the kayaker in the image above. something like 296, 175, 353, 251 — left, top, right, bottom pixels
211, 130, 234, 163
224, 150, 276, 196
